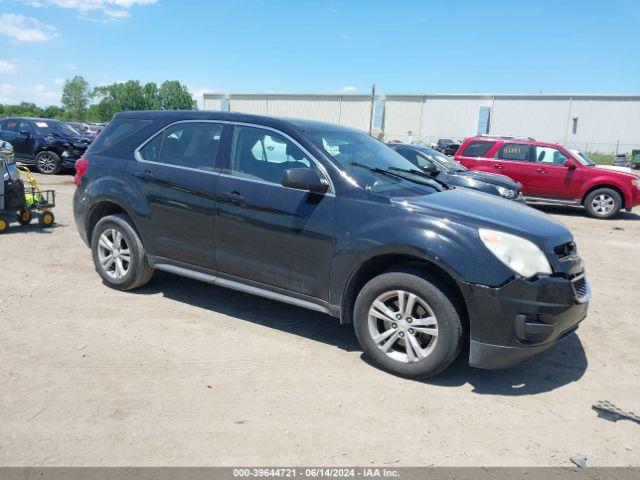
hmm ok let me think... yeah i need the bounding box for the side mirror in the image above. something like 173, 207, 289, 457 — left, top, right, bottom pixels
282, 168, 329, 193
422, 164, 440, 176
565, 159, 576, 169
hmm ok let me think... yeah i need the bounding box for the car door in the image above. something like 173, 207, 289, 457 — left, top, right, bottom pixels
531, 145, 580, 199
1, 119, 35, 160
129, 121, 226, 270
491, 143, 538, 194
215, 124, 335, 301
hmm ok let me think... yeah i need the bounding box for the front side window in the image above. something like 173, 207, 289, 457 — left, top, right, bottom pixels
138, 132, 163, 162
536, 146, 568, 165
460, 140, 495, 158
155, 122, 223, 171
497, 143, 530, 162
32, 120, 77, 136
230, 126, 312, 183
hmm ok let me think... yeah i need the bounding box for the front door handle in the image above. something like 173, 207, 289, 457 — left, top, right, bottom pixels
134, 170, 154, 182
536, 168, 548, 174
493, 163, 504, 170
221, 192, 245, 205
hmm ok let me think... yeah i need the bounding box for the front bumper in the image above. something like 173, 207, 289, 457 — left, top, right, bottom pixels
61, 149, 85, 169
460, 273, 590, 369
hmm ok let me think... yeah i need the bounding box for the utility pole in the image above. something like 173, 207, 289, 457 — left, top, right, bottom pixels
368, 84, 376, 135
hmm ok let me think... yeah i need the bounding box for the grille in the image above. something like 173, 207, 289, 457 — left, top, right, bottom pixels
554, 241, 577, 258
571, 275, 590, 303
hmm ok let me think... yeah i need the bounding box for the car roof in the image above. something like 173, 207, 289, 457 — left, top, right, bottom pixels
116, 110, 362, 134
466, 136, 566, 149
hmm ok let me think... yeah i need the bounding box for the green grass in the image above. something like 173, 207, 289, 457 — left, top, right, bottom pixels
586, 152, 616, 165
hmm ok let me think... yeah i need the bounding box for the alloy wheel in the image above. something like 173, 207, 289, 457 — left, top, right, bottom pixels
367, 290, 439, 363
97, 228, 131, 280
591, 194, 615, 216
37, 153, 57, 174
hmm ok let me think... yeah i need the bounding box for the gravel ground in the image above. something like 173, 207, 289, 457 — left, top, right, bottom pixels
0, 173, 638, 467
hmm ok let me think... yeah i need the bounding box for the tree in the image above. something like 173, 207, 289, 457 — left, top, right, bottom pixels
61, 75, 91, 121
143, 82, 161, 110
158, 81, 197, 110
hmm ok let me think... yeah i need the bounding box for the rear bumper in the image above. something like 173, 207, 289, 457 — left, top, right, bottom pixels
460, 274, 589, 369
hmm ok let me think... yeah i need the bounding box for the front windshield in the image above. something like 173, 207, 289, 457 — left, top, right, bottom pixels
309, 131, 444, 196
570, 149, 596, 166
32, 120, 80, 137
416, 147, 467, 172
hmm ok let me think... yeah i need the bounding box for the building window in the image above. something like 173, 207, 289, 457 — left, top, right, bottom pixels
572, 117, 578, 135
372, 99, 384, 132
220, 98, 230, 112
477, 106, 491, 135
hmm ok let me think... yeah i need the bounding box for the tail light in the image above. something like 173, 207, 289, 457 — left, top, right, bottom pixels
74, 157, 89, 186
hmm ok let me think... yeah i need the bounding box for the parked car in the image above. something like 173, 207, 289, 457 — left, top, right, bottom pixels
74, 111, 589, 378
86, 123, 105, 136
388, 143, 523, 201
67, 122, 90, 135
436, 138, 461, 156
455, 136, 640, 219
0, 117, 93, 174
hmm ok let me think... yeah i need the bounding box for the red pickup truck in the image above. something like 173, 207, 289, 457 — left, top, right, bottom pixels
455, 136, 640, 218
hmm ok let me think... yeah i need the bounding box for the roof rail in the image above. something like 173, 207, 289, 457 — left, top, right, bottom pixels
476, 134, 536, 141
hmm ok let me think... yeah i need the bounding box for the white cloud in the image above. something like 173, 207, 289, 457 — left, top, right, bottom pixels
0, 81, 62, 105
64, 62, 79, 71
0, 60, 17, 74
17, 0, 158, 21
341, 86, 357, 92
53, 77, 65, 86
0, 13, 58, 42
341, 34, 351, 41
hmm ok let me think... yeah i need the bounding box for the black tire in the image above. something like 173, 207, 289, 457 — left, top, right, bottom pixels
353, 269, 463, 379
583, 188, 622, 219
39, 211, 55, 227
35, 151, 62, 175
0, 216, 8, 234
17, 208, 32, 226
91, 213, 154, 291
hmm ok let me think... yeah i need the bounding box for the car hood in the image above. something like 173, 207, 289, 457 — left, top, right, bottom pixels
452, 170, 521, 189
393, 188, 572, 250
595, 165, 640, 178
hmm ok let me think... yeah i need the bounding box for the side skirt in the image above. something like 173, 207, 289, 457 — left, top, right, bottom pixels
523, 195, 582, 206
148, 256, 341, 318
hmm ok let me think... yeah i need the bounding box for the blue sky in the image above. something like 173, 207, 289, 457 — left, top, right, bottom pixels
1, 0, 639, 107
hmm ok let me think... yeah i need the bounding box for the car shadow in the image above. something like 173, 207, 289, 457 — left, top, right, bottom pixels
0, 222, 62, 235
532, 204, 640, 221
135, 271, 589, 395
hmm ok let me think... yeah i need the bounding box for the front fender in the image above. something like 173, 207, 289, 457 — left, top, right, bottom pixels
579, 177, 633, 206
329, 196, 513, 307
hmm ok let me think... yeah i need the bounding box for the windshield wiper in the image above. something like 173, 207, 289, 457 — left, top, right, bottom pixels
388, 167, 451, 189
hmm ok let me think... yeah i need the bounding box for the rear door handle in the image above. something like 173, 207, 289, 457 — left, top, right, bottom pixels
134, 171, 154, 182
221, 192, 245, 205
493, 163, 504, 169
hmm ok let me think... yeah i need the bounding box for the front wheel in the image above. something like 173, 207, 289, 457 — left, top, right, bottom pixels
584, 188, 622, 219
91, 214, 154, 291
17, 209, 32, 226
353, 270, 463, 379
35, 151, 62, 175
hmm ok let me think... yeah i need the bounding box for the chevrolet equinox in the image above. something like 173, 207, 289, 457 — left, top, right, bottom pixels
73, 111, 590, 378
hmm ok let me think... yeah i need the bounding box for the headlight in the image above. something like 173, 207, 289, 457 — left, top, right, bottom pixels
632, 178, 640, 189
479, 228, 552, 278
496, 186, 515, 198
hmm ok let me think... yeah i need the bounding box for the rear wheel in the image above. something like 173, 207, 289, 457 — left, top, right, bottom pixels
584, 188, 622, 219
0, 216, 8, 234
35, 151, 62, 175
353, 269, 463, 379
39, 211, 55, 227
91, 214, 154, 290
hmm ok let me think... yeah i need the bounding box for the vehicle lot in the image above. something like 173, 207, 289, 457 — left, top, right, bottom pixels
1, 173, 639, 467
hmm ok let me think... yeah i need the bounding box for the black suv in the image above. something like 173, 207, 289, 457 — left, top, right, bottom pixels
0, 117, 92, 175
388, 143, 523, 201
73, 111, 590, 378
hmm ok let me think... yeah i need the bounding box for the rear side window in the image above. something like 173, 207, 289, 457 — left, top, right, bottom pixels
138, 132, 163, 162
498, 143, 530, 162
89, 119, 151, 154
460, 140, 494, 158
154, 122, 223, 171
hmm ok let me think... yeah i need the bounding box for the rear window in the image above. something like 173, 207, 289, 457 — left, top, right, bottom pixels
460, 140, 495, 158
88, 118, 151, 154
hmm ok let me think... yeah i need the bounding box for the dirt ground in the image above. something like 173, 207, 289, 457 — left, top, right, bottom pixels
0, 172, 638, 467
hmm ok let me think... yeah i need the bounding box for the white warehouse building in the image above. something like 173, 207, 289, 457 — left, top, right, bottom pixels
203, 93, 640, 154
